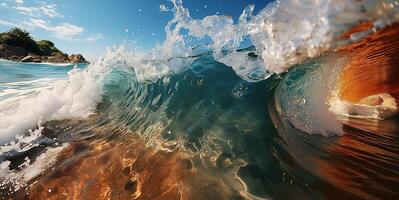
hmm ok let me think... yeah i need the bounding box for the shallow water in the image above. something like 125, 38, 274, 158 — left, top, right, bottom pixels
0, 57, 281, 199
0, 55, 398, 199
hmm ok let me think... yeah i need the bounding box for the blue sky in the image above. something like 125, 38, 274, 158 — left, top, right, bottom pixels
0, 0, 271, 61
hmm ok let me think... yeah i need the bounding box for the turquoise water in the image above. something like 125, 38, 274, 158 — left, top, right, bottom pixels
0, 56, 398, 199
1, 0, 399, 198
0, 60, 86, 101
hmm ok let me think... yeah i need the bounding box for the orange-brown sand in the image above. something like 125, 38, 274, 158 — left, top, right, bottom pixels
11, 129, 242, 200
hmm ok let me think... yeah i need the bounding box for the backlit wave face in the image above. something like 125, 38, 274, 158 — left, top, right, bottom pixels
270, 22, 399, 198
326, 23, 399, 119
339, 23, 399, 105
270, 98, 399, 199
1, 0, 398, 140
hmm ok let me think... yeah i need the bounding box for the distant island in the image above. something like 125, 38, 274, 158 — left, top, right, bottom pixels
0, 28, 88, 64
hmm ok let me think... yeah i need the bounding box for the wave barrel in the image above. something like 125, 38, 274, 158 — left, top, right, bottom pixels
339, 23, 399, 111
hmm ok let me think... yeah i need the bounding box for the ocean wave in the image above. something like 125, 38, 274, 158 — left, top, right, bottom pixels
1, 0, 398, 146
0, 47, 128, 141
1, 1, 399, 198
138, 0, 399, 81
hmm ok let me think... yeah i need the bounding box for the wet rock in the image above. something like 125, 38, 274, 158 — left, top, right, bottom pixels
41, 127, 57, 138
14, 135, 238, 199
47, 53, 69, 63
9, 55, 23, 61
181, 159, 193, 170
230, 194, 245, 200
0, 44, 26, 57
20, 55, 33, 62
73, 143, 89, 154
247, 52, 258, 58
24, 54, 43, 63
32, 58, 42, 63
122, 167, 131, 176
100, 153, 110, 163
0, 44, 87, 63
69, 54, 88, 63
124, 179, 138, 193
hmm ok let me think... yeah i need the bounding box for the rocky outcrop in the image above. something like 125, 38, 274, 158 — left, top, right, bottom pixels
0, 45, 89, 63
69, 54, 88, 64
9, 55, 23, 61
1, 28, 88, 63
20, 56, 33, 62
0, 44, 26, 58
47, 53, 69, 63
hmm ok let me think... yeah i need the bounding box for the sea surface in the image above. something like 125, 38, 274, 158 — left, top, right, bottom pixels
1, 0, 399, 199
0, 55, 398, 199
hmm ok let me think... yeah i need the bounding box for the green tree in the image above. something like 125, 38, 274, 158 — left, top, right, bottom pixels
0, 28, 42, 55
36, 40, 53, 56
36, 40, 62, 56
36, 40, 54, 47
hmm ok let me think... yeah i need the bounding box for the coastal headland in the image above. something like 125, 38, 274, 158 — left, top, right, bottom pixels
0, 28, 88, 64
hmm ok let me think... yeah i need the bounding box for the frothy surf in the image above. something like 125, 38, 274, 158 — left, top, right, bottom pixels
2, 0, 398, 140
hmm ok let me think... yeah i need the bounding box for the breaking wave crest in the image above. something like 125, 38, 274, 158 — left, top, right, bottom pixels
2, 0, 398, 139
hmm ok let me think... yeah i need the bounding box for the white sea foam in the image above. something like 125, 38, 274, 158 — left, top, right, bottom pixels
0, 59, 74, 67
18, 62, 74, 67
0, 120, 44, 155
248, 0, 399, 73
0, 68, 100, 141
0, 47, 133, 142
1, 0, 398, 142
122, 0, 396, 83
0, 143, 68, 193
4, 1, 399, 86
0, 78, 59, 105
329, 93, 399, 119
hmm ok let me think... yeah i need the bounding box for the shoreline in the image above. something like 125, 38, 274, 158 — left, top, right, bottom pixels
0, 44, 89, 64
0, 58, 88, 66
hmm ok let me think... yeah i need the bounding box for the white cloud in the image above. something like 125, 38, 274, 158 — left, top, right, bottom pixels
26, 19, 84, 39
6, 2, 88, 41
15, 4, 63, 18
0, 20, 14, 27
1, 3, 8, 7
53, 23, 84, 38
87, 34, 104, 42
28, 19, 50, 30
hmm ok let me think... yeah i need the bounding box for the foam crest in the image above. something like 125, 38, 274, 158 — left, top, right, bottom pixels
88, 1, 399, 83
2, 0, 399, 141
0, 47, 132, 141
329, 93, 398, 119
141, 0, 399, 82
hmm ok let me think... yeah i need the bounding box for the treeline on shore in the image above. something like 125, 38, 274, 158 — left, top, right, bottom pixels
0, 28, 88, 63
